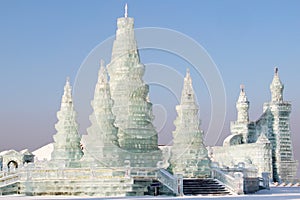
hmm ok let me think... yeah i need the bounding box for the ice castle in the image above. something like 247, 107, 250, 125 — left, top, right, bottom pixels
211, 68, 298, 183
0, 5, 298, 197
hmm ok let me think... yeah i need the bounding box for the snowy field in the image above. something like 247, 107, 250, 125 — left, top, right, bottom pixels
0, 187, 300, 200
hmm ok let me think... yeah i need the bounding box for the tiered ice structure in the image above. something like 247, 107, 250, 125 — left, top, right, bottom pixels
51, 78, 83, 167
106, 5, 161, 167
169, 69, 211, 178
81, 60, 121, 167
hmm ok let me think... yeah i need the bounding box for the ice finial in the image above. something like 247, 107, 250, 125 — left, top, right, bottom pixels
238, 84, 248, 103
64, 77, 71, 93
275, 67, 278, 76
125, 3, 128, 18
271, 67, 284, 102
181, 68, 195, 103
185, 68, 192, 83
186, 68, 190, 76
184, 68, 192, 87
240, 84, 245, 92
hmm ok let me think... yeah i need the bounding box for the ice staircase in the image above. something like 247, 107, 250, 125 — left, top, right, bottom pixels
183, 178, 231, 196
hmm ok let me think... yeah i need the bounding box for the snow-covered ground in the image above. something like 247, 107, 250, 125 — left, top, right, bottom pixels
1, 187, 300, 200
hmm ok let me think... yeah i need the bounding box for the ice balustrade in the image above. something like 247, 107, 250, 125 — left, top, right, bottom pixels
0, 166, 160, 182
211, 167, 244, 195
0, 171, 19, 187
157, 169, 183, 196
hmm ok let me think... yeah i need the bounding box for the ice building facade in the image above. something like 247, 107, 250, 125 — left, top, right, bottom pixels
211, 68, 298, 183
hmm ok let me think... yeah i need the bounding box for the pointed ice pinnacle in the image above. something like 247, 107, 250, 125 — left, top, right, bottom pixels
181, 68, 195, 104
240, 84, 244, 92
274, 67, 280, 77
125, 3, 128, 18
62, 77, 72, 105
81, 60, 119, 167
270, 67, 284, 102
238, 84, 248, 103
51, 77, 83, 167
169, 68, 211, 178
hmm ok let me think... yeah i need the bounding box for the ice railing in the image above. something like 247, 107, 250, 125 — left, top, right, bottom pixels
0, 166, 158, 183
0, 171, 20, 187
211, 167, 244, 195
156, 169, 183, 196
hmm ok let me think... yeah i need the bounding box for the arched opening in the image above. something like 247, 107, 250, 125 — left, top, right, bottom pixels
7, 160, 18, 172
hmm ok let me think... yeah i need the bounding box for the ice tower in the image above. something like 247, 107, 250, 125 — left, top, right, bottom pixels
230, 85, 255, 144
81, 60, 121, 167
169, 69, 211, 178
262, 68, 298, 182
51, 78, 83, 167
107, 5, 161, 167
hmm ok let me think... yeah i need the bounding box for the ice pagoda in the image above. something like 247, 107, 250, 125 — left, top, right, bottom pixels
169, 69, 211, 178
81, 60, 121, 167
106, 5, 162, 167
51, 78, 83, 167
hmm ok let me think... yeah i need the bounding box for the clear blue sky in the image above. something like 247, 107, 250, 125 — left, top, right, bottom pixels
0, 0, 299, 175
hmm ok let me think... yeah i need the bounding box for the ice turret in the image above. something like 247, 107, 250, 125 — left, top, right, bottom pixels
169, 69, 211, 178
236, 85, 249, 123
230, 85, 255, 144
51, 78, 83, 167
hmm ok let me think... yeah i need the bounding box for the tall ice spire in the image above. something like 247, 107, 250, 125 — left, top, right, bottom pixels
51, 78, 83, 167
81, 60, 120, 167
107, 9, 161, 167
169, 69, 211, 178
